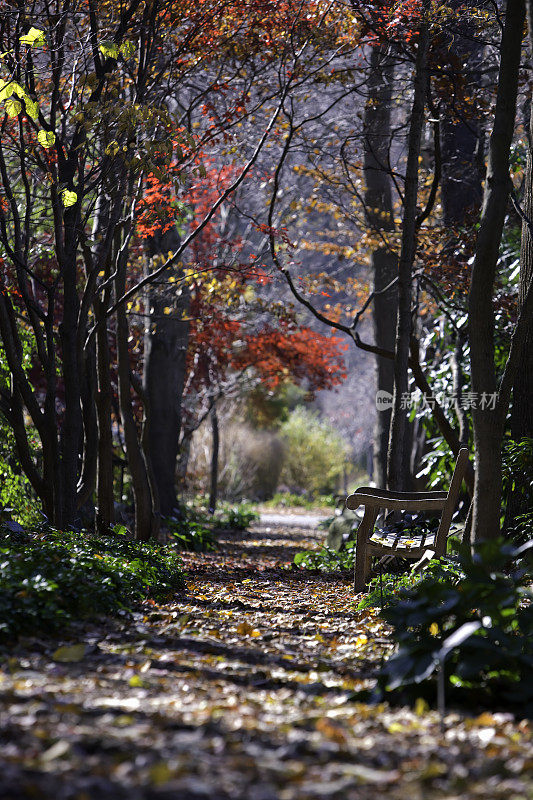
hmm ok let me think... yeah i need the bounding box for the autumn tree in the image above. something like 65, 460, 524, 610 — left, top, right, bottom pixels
0, 0, 319, 536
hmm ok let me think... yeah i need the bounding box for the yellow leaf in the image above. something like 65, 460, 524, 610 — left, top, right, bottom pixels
429, 622, 439, 636
415, 697, 429, 716
5, 97, 21, 117
37, 130, 55, 148
20, 27, 46, 47
475, 712, 497, 727
120, 40, 136, 59
387, 722, 405, 734
61, 189, 78, 208
163, 306, 172, 314
251, 630, 261, 638
236, 621, 254, 636
149, 762, 172, 786
25, 99, 39, 120
129, 674, 144, 687
52, 644, 86, 663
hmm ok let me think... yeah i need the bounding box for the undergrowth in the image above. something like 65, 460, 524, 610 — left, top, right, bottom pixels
379, 539, 533, 711
0, 527, 185, 643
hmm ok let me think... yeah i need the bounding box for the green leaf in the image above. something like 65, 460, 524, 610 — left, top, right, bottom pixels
61, 189, 78, 208
5, 97, 21, 118
19, 27, 46, 48
37, 130, 56, 148
99, 41, 119, 59
119, 40, 136, 59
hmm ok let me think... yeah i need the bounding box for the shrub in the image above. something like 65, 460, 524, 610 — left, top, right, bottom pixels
378, 539, 533, 710
0, 527, 185, 642
279, 408, 349, 496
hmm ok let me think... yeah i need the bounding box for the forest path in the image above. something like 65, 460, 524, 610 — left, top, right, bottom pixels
1, 522, 532, 799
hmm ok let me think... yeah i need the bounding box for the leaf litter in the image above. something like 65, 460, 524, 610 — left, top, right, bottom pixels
0, 522, 532, 799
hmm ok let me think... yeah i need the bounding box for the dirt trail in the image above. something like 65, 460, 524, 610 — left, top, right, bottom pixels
0, 522, 531, 800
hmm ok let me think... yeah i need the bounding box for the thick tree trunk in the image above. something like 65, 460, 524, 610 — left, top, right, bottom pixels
387, 12, 430, 491
439, 1, 484, 227
95, 319, 115, 534
58, 207, 85, 528
363, 45, 398, 489
116, 261, 159, 542
504, 0, 533, 527
468, 0, 525, 542
512, 101, 533, 442
143, 229, 190, 516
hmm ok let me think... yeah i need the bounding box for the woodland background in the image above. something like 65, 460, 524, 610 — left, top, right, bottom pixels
0, 0, 531, 544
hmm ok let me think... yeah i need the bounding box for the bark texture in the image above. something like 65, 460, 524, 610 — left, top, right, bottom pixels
387, 12, 430, 491
143, 228, 190, 517
468, 0, 525, 542
363, 44, 398, 489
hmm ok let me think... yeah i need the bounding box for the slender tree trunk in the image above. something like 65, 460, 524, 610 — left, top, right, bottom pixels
387, 10, 430, 490
208, 404, 219, 514
468, 0, 525, 542
363, 44, 398, 489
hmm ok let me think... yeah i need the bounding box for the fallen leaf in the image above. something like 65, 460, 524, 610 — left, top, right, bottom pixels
52, 644, 86, 663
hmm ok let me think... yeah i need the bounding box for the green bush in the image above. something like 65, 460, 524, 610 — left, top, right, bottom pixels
379, 539, 533, 710
279, 408, 349, 496
0, 527, 185, 642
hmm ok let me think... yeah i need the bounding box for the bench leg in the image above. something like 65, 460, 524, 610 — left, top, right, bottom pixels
354, 507, 377, 592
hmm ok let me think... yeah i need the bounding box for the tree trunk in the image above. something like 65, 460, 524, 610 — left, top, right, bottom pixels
387, 11, 430, 491
363, 44, 398, 489
468, 0, 525, 542
116, 258, 159, 542
512, 86, 533, 443
95, 318, 115, 534
208, 405, 219, 514
143, 229, 190, 516
504, 0, 533, 527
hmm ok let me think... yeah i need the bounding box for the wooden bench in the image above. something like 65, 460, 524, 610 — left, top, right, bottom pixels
346, 447, 470, 592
